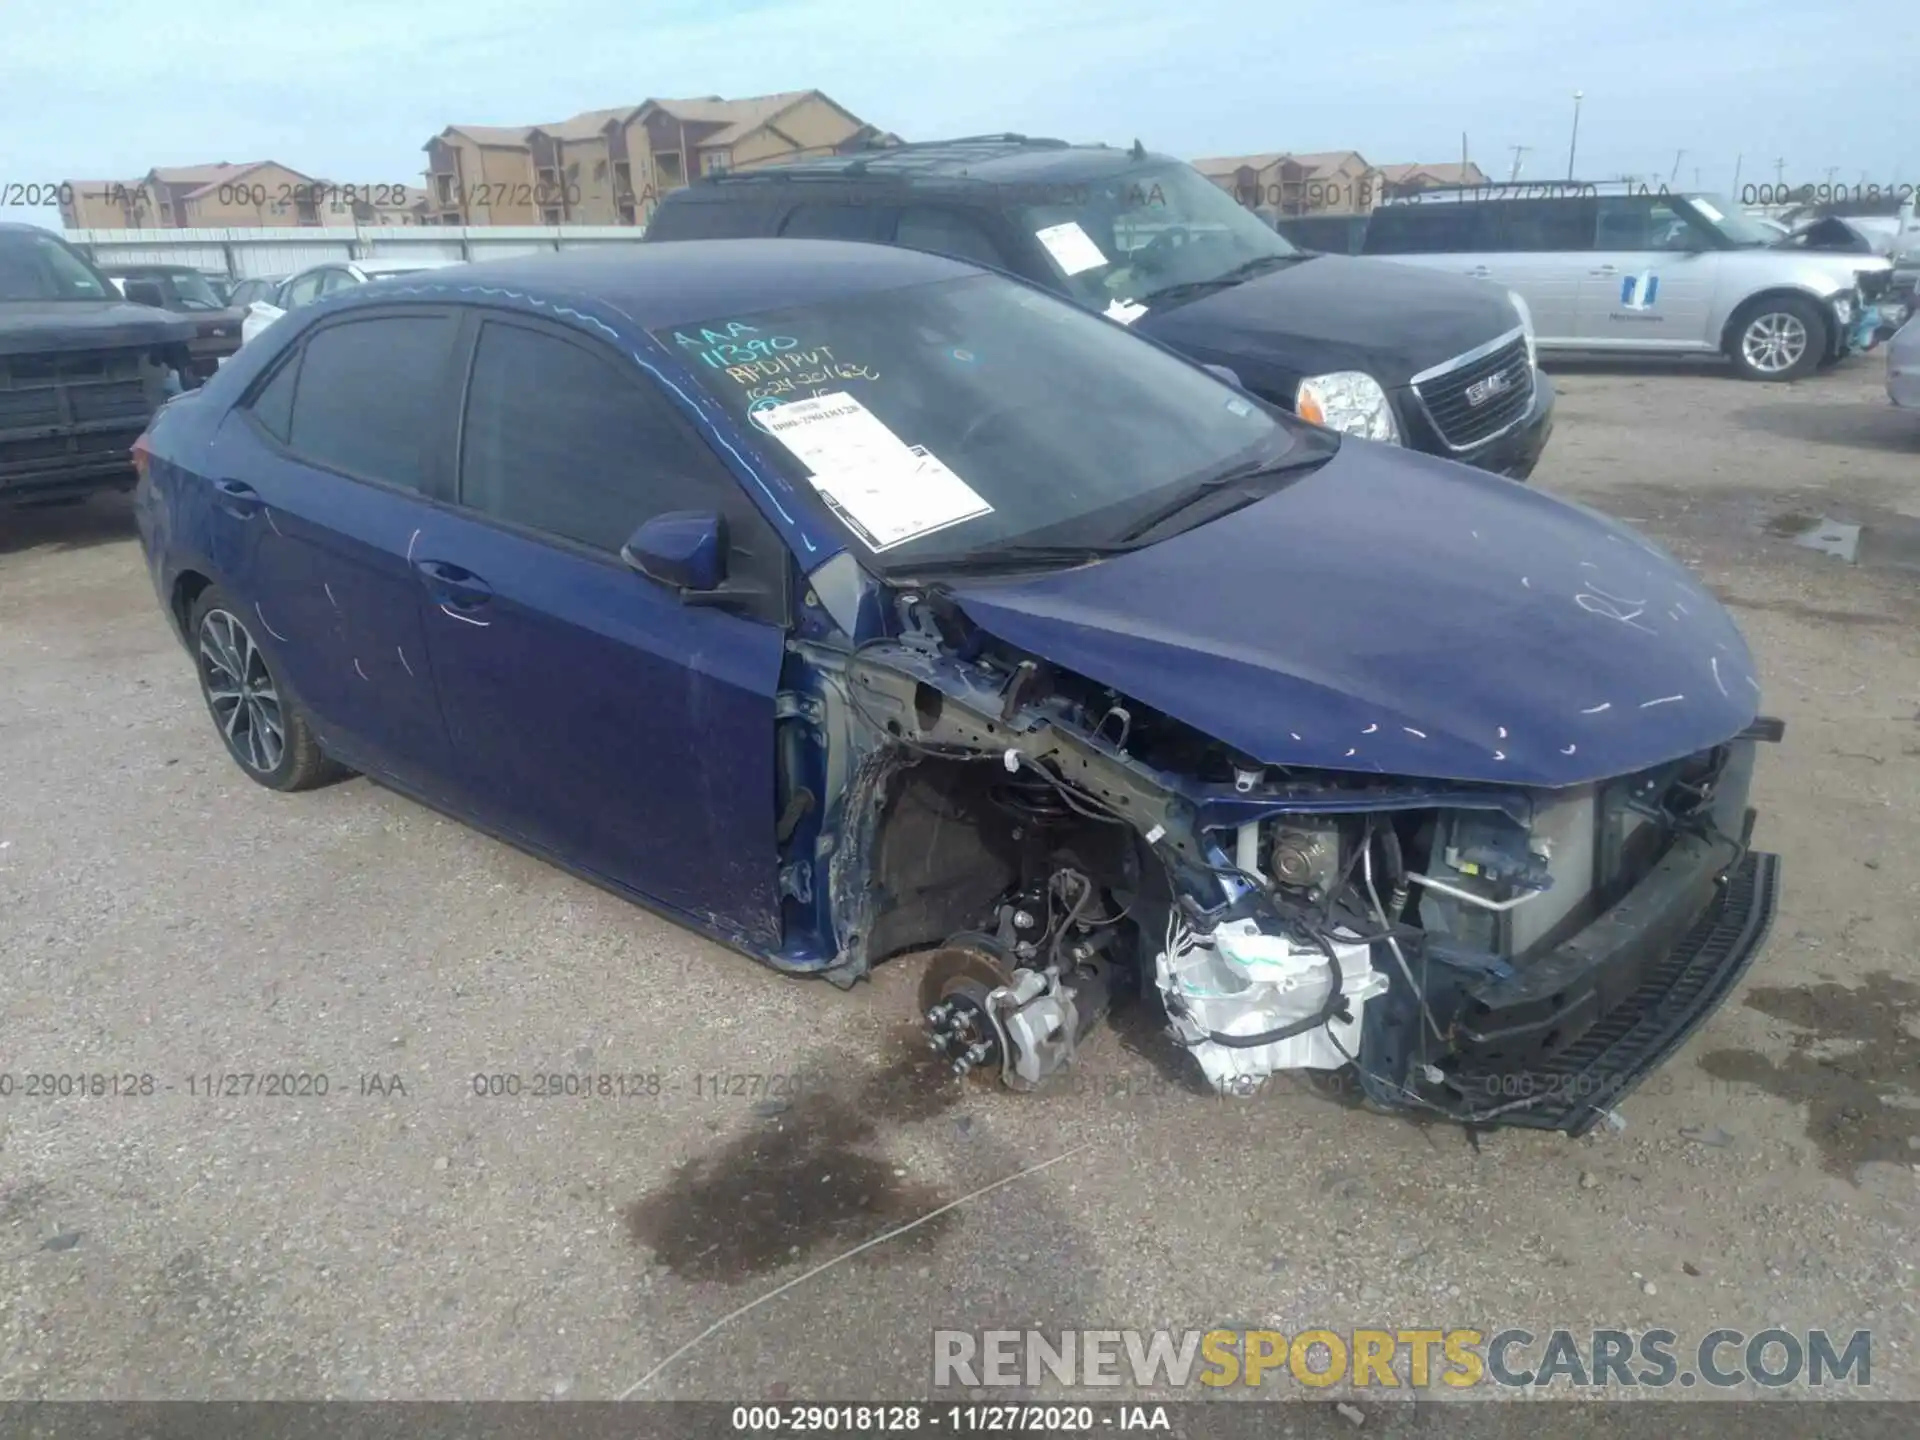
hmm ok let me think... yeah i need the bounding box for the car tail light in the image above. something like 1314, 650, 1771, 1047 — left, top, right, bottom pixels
131, 432, 153, 483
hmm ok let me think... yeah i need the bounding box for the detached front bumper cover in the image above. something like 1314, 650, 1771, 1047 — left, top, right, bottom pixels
1446, 846, 1779, 1135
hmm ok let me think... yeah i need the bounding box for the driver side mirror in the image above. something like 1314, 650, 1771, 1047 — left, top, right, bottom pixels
621, 510, 728, 596
122, 279, 168, 308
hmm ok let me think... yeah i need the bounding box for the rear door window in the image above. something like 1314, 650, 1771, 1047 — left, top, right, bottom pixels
1362, 202, 1487, 254
779, 202, 897, 242
456, 318, 731, 554
1483, 197, 1597, 251
645, 197, 785, 240
283, 314, 457, 489
246, 352, 300, 442
894, 206, 1009, 269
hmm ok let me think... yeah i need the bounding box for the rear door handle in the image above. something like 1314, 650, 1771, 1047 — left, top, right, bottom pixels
1465, 265, 1491, 278
1590, 264, 1618, 275
213, 478, 261, 518
414, 558, 494, 612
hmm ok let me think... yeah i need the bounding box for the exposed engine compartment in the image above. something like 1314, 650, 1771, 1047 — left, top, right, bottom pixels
787, 590, 1779, 1133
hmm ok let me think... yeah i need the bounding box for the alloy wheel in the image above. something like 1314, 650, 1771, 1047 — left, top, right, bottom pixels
1741, 312, 1809, 375
197, 608, 284, 773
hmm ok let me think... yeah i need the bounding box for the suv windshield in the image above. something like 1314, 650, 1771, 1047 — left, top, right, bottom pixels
657, 272, 1324, 569
1680, 194, 1788, 248
1008, 161, 1303, 310
0, 229, 114, 302
115, 270, 225, 310
161, 271, 225, 310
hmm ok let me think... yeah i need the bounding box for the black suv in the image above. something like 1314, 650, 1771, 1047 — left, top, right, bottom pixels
1, 224, 196, 507
644, 135, 1555, 478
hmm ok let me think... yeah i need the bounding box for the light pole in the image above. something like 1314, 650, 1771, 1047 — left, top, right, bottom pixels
1566, 90, 1584, 180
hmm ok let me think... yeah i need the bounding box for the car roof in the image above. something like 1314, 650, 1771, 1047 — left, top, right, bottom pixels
672, 134, 1156, 200
353, 257, 457, 274
334, 239, 980, 330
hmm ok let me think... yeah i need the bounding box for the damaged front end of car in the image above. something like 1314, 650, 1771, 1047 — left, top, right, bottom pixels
776, 577, 1781, 1136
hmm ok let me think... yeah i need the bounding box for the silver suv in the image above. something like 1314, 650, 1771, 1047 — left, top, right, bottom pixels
1362, 183, 1893, 380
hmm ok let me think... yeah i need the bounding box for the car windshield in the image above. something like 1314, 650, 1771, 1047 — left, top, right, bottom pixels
656, 272, 1319, 569
1008, 161, 1303, 310
1681, 194, 1787, 248
163, 271, 225, 309
117, 270, 225, 309
0, 229, 114, 302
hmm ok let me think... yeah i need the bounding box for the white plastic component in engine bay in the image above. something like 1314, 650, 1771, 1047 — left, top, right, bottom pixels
1158, 919, 1386, 1092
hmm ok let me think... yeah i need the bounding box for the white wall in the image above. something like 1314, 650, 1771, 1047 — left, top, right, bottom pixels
67, 225, 648, 278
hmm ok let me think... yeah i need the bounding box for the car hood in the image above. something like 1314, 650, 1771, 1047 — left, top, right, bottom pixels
946, 441, 1758, 788
1134, 254, 1521, 389
0, 299, 198, 355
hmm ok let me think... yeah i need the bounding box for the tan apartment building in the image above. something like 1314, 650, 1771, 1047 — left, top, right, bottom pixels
1193, 150, 1386, 217
60, 163, 431, 230
58, 161, 339, 229
1376, 161, 1491, 198
423, 90, 890, 225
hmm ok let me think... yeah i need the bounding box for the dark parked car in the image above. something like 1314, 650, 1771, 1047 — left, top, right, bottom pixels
135, 242, 1778, 1132
644, 136, 1555, 479
101, 263, 245, 385
1, 224, 196, 507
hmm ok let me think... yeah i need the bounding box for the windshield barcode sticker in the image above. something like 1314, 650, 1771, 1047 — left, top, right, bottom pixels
1035, 221, 1110, 276
758, 392, 993, 552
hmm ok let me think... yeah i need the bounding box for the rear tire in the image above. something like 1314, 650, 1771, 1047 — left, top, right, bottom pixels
1726, 295, 1827, 381
188, 586, 345, 791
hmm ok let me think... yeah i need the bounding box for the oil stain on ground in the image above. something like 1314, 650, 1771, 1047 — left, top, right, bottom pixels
1698, 970, 1920, 1177
624, 1035, 967, 1284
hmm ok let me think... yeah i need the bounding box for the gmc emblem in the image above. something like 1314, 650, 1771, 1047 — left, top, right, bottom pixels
1465, 372, 1511, 407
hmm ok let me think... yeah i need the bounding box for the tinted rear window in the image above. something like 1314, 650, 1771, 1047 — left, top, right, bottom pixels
644, 195, 785, 241
1482, 198, 1597, 251
247, 352, 299, 442
285, 315, 454, 488
1362, 203, 1486, 254
780, 203, 895, 241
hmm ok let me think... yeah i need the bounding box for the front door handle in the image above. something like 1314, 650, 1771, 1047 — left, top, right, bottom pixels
1465, 265, 1491, 278
414, 558, 494, 611
213, 478, 261, 518
1589, 264, 1618, 276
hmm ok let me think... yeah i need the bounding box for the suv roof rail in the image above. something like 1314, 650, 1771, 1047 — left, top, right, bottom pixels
687, 133, 1086, 189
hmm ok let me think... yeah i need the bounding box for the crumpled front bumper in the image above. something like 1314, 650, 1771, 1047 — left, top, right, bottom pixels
1436, 740, 1779, 1133
1446, 846, 1779, 1134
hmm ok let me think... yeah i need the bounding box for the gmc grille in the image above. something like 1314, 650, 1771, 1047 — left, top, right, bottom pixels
0, 349, 155, 487
1412, 331, 1534, 452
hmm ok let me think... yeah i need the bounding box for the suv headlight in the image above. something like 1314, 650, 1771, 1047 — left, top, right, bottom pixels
1508, 289, 1538, 371
1295, 371, 1401, 443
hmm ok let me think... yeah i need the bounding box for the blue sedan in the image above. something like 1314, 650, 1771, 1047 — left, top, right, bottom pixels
134, 240, 1780, 1132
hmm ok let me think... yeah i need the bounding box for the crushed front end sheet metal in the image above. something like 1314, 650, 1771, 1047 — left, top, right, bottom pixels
773, 576, 1781, 1132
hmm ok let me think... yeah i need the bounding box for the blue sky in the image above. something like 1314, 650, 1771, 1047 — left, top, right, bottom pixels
1, 0, 1913, 228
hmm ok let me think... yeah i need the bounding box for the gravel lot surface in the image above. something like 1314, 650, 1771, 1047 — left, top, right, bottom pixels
1, 355, 1916, 1412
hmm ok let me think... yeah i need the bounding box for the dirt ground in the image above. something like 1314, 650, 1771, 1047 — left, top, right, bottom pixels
1, 355, 1916, 1411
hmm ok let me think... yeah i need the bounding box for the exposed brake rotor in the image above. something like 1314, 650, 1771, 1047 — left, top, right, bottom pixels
919, 940, 1016, 1079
